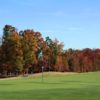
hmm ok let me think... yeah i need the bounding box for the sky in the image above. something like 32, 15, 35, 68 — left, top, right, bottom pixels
0, 0, 100, 49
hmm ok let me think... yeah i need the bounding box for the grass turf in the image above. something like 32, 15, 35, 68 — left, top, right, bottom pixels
0, 72, 100, 100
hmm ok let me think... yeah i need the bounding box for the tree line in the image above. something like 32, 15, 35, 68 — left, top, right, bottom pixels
0, 25, 100, 77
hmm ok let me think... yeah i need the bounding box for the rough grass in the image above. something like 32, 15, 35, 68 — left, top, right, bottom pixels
0, 72, 100, 100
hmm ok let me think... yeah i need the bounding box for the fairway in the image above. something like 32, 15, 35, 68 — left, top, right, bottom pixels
0, 72, 100, 100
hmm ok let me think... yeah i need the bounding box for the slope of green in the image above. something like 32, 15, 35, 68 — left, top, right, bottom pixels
0, 72, 100, 100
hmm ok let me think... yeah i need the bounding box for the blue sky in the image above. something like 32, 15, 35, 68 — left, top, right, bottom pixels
0, 0, 100, 49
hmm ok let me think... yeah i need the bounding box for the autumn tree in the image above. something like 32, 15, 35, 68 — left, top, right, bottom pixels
1, 25, 23, 76
20, 30, 38, 74
0, 25, 100, 76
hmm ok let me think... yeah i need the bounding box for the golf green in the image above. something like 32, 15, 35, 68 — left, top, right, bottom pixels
0, 72, 100, 100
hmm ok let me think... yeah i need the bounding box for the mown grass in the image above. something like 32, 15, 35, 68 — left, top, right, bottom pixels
0, 72, 100, 100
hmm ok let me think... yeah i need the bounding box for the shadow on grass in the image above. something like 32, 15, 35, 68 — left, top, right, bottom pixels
0, 83, 13, 86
